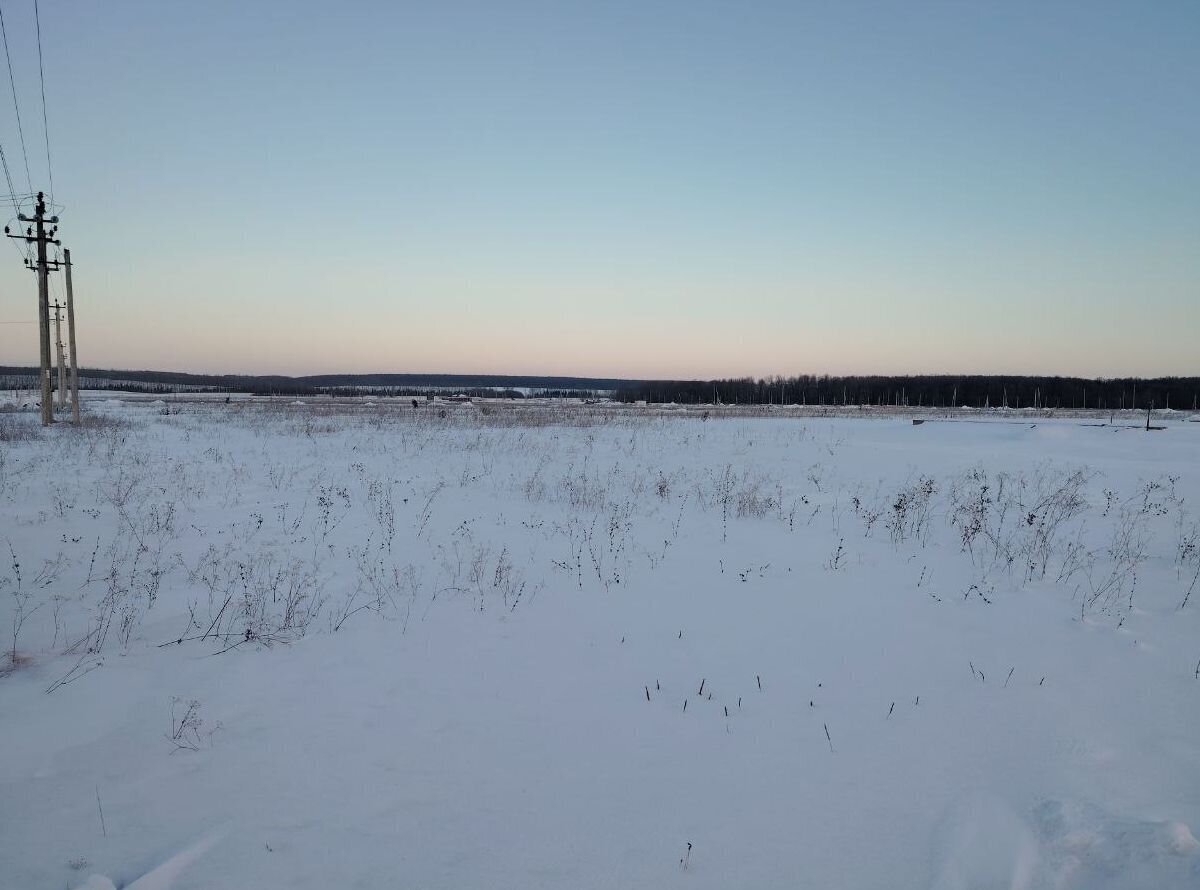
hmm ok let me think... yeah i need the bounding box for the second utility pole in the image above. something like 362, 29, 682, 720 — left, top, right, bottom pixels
51, 299, 66, 409
64, 248, 79, 423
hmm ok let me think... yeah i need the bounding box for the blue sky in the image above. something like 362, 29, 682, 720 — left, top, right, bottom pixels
0, 0, 1196, 377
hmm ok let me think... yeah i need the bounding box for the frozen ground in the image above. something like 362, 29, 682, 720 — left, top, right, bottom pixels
1, 399, 1198, 889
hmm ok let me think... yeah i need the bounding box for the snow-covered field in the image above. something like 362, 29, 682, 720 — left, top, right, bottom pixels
2, 399, 1199, 889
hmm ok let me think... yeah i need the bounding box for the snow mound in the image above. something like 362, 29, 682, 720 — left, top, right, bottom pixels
1031, 800, 1199, 888
71, 831, 222, 890
932, 795, 1200, 890
1167, 822, 1200, 854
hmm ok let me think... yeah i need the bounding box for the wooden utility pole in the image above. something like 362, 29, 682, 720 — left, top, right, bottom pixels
64, 249, 79, 423
5, 192, 62, 425
34, 195, 53, 423
51, 298, 66, 409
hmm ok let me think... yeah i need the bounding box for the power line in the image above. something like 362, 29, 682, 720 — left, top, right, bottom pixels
0, 157, 27, 265
0, 4, 27, 259
33, 0, 51, 204
0, 143, 18, 213
0, 3, 32, 192
0, 160, 30, 264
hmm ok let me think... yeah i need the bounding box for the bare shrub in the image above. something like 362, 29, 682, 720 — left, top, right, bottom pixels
886, 476, 937, 547
3, 542, 38, 672
0, 414, 40, 442
1018, 467, 1091, 582
735, 477, 780, 520
709, 464, 737, 542
949, 465, 1093, 586
1084, 490, 1153, 619
850, 487, 885, 537
1178, 518, 1200, 609
559, 466, 609, 512
166, 697, 220, 752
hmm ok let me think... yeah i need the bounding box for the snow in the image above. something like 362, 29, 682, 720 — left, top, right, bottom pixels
1, 402, 1199, 889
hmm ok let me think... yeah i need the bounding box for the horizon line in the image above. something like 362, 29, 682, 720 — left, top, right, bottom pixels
3, 364, 1199, 384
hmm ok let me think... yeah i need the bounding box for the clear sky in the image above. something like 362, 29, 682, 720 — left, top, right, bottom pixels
0, 0, 1195, 378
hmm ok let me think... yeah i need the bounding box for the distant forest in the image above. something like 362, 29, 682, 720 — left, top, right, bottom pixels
2, 366, 1197, 411
613, 375, 1200, 411
0, 367, 626, 398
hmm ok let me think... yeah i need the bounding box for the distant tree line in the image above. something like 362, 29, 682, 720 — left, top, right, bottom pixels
0, 367, 613, 400
0, 376, 603, 401
5, 366, 1196, 411
614, 375, 1200, 411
